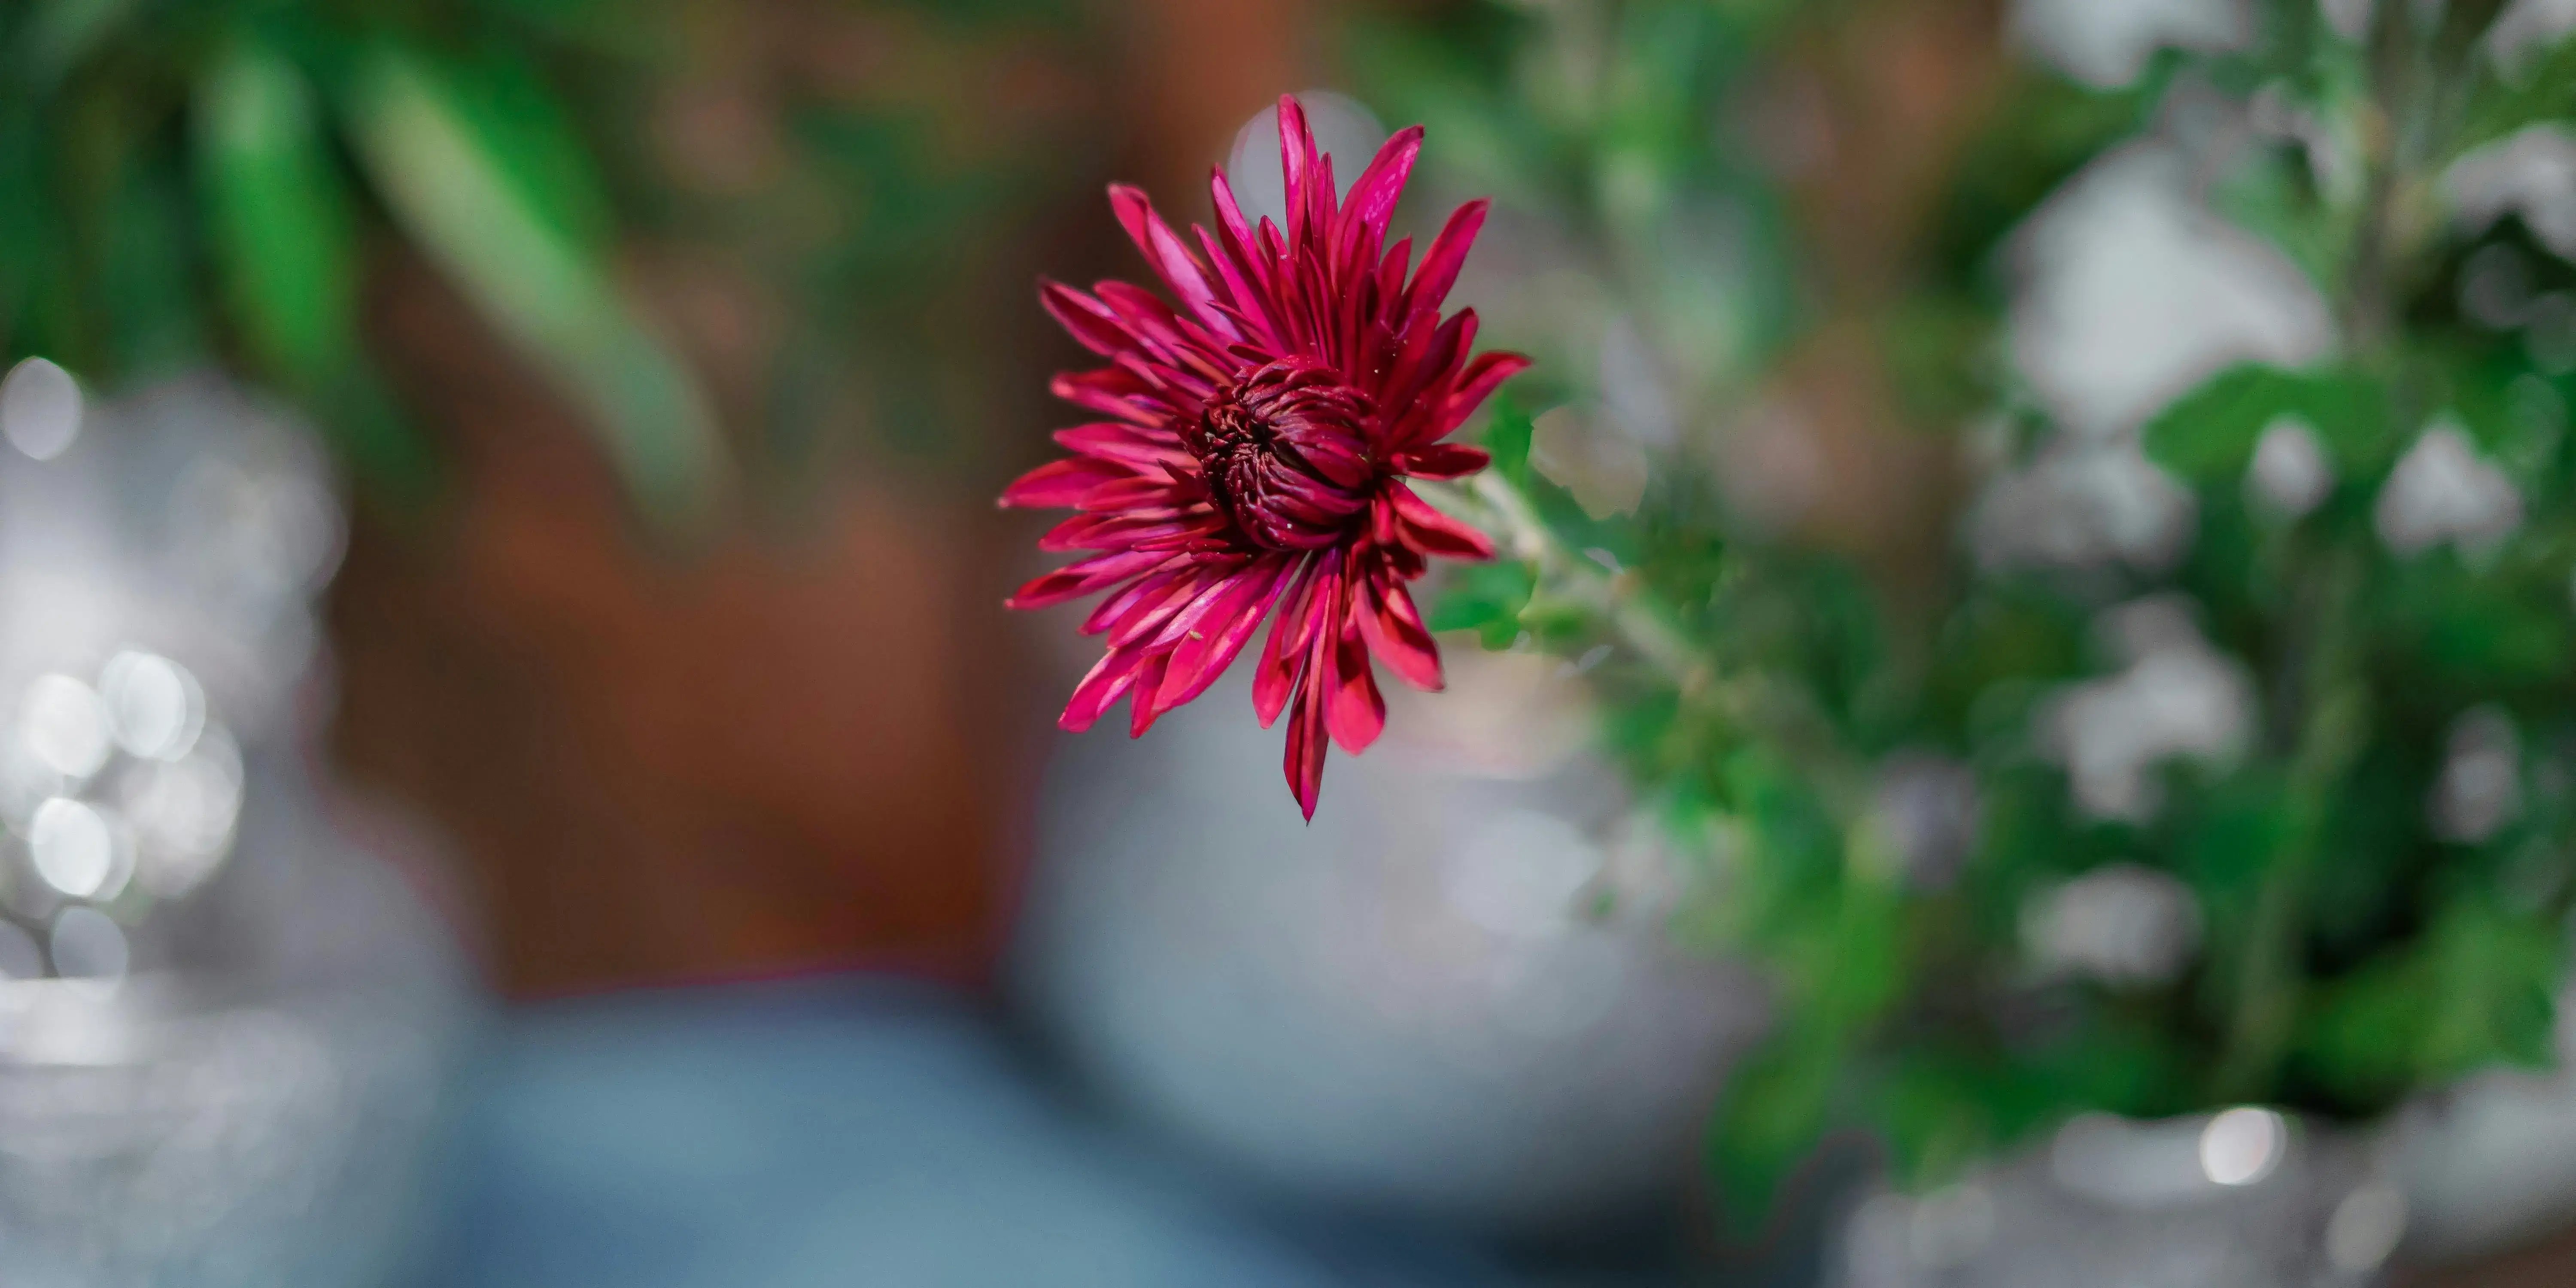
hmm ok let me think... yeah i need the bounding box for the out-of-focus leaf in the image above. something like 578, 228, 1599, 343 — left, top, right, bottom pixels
2142, 363, 2388, 483
197, 38, 438, 494
343, 45, 729, 529
2298, 897, 2562, 1109
0, 110, 75, 358
1712, 879, 1904, 1234
433, 49, 615, 255
1708, 1030, 1843, 1239
12, 0, 141, 91
2460, 36, 2576, 152
196, 42, 350, 379
2178, 775, 2294, 902
2210, 142, 2344, 298
101, 155, 204, 376
1428, 559, 1536, 649
1874, 1056, 1996, 1189
1482, 394, 1535, 483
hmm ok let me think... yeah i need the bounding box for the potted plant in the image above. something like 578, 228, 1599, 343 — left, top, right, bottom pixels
1330, 0, 2576, 1274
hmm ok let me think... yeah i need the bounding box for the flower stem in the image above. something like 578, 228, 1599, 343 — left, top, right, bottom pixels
1436, 471, 1872, 820
2213, 547, 2369, 1102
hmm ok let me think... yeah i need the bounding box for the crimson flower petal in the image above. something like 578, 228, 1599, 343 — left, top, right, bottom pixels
1325, 606, 1386, 754
1355, 569, 1444, 692
1395, 443, 1490, 480
1000, 456, 1125, 509
1387, 484, 1497, 561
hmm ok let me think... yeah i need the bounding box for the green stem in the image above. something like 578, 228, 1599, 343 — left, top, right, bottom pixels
1456, 472, 1709, 686
1436, 471, 1873, 821
2212, 548, 2369, 1103
2208, 5, 2440, 1104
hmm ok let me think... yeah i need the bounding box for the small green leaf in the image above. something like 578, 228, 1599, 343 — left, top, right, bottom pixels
433, 49, 616, 256
1707, 1033, 1843, 1239
197, 38, 435, 495
2141, 363, 2387, 483
197, 41, 351, 384
12, 0, 142, 91
2459, 38, 2576, 152
2298, 898, 2563, 1109
1482, 392, 1534, 483
100, 154, 204, 377
1426, 559, 1535, 649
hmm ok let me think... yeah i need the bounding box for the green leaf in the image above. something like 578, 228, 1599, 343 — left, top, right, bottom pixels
1707, 1030, 1843, 1239
2140, 363, 2388, 483
433, 49, 617, 256
197, 38, 436, 495
2460, 37, 2576, 152
1708, 882, 1905, 1235
1426, 559, 1535, 650
2298, 898, 2563, 1108
2208, 140, 2345, 298
100, 152, 204, 377
197, 42, 350, 383
342, 45, 729, 530
1482, 392, 1534, 484
11, 0, 143, 92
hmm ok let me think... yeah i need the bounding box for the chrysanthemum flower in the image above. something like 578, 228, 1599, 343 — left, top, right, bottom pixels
1002, 95, 1527, 817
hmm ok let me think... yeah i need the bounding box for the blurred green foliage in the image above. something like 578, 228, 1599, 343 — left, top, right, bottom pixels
1357, 0, 2576, 1237
0, 0, 1100, 523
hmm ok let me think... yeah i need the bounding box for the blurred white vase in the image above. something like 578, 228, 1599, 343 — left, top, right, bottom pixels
1013, 645, 1765, 1236
0, 367, 469, 1288
1831, 1109, 2403, 1288
2392, 975, 2576, 1263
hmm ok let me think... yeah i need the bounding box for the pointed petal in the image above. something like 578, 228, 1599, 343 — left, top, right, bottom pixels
1158, 557, 1294, 711
1325, 608, 1386, 754
1424, 352, 1531, 444
1107, 185, 1230, 336
1050, 368, 1175, 426
1042, 511, 1208, 553
1276, 94, 1327, 254
1404, 198, 1488, 325
1283, 626, 1333, 818
1344, 127, 1421, 229
1080, 562, 1190, 634
1210, 165, 1261, 263
1379, 310, 1473, 443
1094, 280, 1227, 371
1040, 280, 1135, 357
1009, 547, 1168, 610
1388, 484, 1497, 560
1060, 645, 1147, 732
1375, 236, 1412, 309
1254, 556, 1327, 727
1395, 443, 1490, 480
1193, 222, 1282, 349
1355, 571, 1444, 691
1337, 126, 1422, 259
1053, 422, 1192, 470
1126, 650, 1176, 737
1001, 456, 1127, 509
1108, 562, 1230, 648
1070, 480, 1179, 521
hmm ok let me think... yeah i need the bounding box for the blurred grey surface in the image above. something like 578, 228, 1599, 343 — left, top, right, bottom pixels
422, 976, 1510, 1288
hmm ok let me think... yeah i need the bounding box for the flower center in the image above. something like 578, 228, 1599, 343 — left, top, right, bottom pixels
1186, 361, 1376, 551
